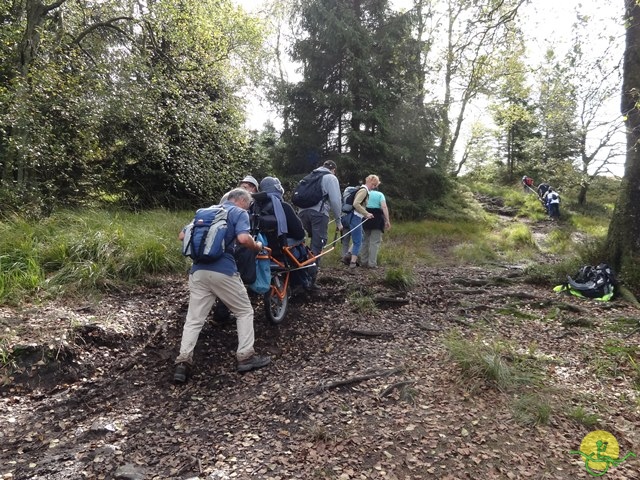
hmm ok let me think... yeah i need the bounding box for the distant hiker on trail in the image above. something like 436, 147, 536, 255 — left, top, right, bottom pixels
174, 188, 271, 384
546, 188, 561, 219
360, 181, 390, 269
294, 160, 344, 291
522, 176, 534, 193
537, 182, 550, 199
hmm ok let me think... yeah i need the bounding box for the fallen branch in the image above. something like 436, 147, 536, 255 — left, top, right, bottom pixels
625, 327, 640, 339
417, 322, 442, 332
313, 367, 404, 393
449, 288, 488, 295
374, 296, 410, 305
348, 329, 394, 338
557, 302, 585, 313
378, 380, 416, 398
451, 278, 489, 287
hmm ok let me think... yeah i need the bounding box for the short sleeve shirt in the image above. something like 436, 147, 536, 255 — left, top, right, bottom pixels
190, 201, 251, 276
366, 190, 385, 209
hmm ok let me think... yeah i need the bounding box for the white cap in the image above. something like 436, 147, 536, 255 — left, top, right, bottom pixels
239, 175, 259, 191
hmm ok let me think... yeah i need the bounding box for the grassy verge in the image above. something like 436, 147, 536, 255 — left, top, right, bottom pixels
0, 209, 191, 304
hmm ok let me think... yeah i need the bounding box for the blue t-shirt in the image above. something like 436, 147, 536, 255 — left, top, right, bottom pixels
366, 190, 385, 209
190, 201, 251, 276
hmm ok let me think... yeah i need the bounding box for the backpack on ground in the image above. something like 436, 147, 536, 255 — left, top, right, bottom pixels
291, 170, 329, 208
182, 206, 228, 263
341, 186, 364, 213
554, 263, 617, 301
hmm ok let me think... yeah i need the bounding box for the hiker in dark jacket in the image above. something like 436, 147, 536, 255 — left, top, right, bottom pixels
259, 176, 306, 245
537, 183, 550, 199
297, 160, 343, 290
546, 189, 561, 219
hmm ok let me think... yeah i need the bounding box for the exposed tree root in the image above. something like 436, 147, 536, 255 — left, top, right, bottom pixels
378, 380, 416, 398
313, 367, 404, 393
348, 329, 394, 338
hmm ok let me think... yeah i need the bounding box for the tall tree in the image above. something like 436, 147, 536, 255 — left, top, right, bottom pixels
283, 0, 440, 208
567, 7, 625, 205
490, 38, 536, 179
420, 0, 526, 173
605, 0, 640, 284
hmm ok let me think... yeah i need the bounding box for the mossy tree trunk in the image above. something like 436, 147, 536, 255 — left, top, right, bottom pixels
605, 0, 640, 285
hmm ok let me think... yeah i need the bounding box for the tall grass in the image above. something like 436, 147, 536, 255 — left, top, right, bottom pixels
383, 220, 489, 266
443, 333, 541, 391
0, 209, 190, 304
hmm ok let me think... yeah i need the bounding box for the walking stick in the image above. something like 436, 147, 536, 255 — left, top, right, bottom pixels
324, 217, 369, 250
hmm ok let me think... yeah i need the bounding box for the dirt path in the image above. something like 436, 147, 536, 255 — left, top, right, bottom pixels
2, 220, 640, 479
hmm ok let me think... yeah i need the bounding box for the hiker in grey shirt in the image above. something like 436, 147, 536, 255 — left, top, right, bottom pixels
297, 160, 343, 291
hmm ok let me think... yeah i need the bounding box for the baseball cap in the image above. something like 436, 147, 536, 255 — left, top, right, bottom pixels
323, 160, 337, 171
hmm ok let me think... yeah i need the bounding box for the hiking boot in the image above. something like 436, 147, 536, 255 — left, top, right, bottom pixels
237, 354, 271, 373
173, 363, 191, 384
341, 254, 352, 265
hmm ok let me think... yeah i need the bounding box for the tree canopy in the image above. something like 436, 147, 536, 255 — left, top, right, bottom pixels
0, 0, 626, 219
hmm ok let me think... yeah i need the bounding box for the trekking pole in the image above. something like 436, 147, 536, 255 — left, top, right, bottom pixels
324, 217, 369, 249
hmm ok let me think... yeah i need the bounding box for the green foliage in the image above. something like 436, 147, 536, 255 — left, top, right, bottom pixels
0, 0, 268, 213
444, 333, 545, 403
348, 291, 377, 314
281, 0, 441, 213
544, 228, 573, 255
567, 406, 599, 427
444, 333, 517, 391
512, 394, 552, 426
383, 267, 414, 291
451, 241, 497, 265
499, 223, 535, 249
0, 209, 188, 304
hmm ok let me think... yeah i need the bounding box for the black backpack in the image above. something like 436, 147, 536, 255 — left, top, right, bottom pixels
566, 263, 617, 299
292, 170, 329, 208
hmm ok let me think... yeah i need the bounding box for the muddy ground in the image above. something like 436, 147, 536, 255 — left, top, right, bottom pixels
1, 217, 639, 480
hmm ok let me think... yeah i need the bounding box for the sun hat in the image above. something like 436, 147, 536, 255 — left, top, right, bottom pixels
239, 175, 259, 191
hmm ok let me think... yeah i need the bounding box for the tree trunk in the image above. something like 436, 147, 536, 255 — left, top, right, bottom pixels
605, 0, 640, 279
577, 183, 588, 206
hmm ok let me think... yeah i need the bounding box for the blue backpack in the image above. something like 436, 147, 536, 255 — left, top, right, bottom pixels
182, 206, 228, 263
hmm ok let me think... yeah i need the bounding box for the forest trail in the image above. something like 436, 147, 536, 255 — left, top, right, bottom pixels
1, 212, 639, 480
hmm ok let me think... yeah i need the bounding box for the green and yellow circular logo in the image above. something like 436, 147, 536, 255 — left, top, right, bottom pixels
570, 430, 636, 477
579, 431, 619, 472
